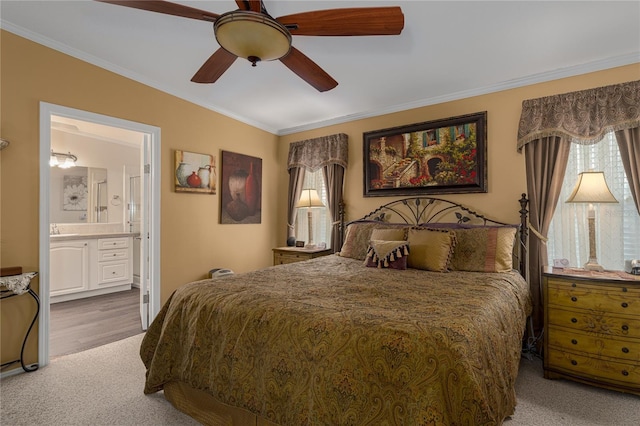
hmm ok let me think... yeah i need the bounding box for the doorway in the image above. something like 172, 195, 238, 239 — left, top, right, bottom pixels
39, 102, 161, 366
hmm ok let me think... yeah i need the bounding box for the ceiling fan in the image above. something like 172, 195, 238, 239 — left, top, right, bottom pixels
96, 1, 404, 92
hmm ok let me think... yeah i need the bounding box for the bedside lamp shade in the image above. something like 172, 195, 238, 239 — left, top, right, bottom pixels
566, 171, 618, 204
296, 189, 325, 247
295, 189, 325, 209
566, 171, 618, 271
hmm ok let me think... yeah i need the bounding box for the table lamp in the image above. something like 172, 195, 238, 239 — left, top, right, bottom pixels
295, 189, 325, 248
566, 171, 618, 271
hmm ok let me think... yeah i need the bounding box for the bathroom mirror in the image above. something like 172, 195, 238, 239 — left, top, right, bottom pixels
50, 166, 108, 223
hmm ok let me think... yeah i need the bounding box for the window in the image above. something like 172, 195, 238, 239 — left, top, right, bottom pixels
295, 169, 332, 248
547, 132, 640, 270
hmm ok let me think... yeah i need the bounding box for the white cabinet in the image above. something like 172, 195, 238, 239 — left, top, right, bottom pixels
50, 240, 90, 296
50, 236, 133, 303
96, 237, 132, 288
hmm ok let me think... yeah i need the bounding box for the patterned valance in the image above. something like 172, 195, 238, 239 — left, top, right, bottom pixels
517, 80, 640, 151
288, 133, 348, 171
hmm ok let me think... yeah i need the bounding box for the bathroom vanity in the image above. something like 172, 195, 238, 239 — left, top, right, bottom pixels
50, 233, 135, 303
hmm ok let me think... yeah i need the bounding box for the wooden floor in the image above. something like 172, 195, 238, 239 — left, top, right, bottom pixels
49, 288, 143, 358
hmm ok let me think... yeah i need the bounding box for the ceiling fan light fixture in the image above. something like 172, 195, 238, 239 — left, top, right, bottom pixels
214, 11, 291, 65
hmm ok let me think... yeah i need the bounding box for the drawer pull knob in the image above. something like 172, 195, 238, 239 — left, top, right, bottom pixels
571, 296, 577, 302
622, 347, 629, 354
621, 302, 628, 308
571, 318, 578, 323
571, 360, 577, 366
622, 370, 629, 376
622, 287, 628, 292
621, 325, 629, 332
571, 283, 576, 287
571, 339, 578, 345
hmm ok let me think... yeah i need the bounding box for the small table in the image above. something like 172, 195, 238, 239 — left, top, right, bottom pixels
1, 267, 40, 373
272, 246, 332, 265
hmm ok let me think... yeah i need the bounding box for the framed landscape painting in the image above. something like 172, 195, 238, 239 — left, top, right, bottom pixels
363, 112, 487, 196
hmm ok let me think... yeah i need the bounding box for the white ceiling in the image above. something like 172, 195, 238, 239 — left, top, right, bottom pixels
2, 1, 639, 135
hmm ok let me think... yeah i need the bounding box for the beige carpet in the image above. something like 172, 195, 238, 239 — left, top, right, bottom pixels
1, 334, 638, 425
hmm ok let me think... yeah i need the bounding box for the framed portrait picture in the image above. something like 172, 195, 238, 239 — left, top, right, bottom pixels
174, 150, 216, 194
363, 112, 487, 196
220, 151, 262, 224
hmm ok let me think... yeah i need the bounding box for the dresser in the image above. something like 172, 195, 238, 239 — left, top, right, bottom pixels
272, 247, 332, 265
542, 267, 640, 395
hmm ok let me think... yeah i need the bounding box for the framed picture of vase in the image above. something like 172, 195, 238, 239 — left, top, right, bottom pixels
363, 111, 487, 196
174, 150, 216, 194
220, 150, 262, 224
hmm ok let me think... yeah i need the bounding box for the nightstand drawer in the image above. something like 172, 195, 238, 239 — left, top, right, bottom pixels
272, 247, 331, 266
547, 325, 640, 363
275, 252, 309, 264
547, 349, 640, 388
546, 279, 640, 315
547, 307, 640, 339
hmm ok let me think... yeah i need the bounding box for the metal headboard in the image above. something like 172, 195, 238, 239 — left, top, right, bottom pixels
339, 194, 529, 276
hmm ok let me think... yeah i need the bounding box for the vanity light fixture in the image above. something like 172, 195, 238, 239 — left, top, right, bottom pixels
50, 151, 78, 169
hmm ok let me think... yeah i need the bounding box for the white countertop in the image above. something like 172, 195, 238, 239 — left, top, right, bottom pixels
50, 232, 140, 241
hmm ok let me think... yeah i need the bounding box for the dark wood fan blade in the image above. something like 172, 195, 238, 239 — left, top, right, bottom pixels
280, 47, 338, 92
191, 49, 238, 84
235, 1, 262, 13
276, 7, 404, 36
96, 1, 219, 22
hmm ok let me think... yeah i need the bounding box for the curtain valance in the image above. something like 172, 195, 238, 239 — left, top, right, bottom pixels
288, 133, 348, 171
517, 80, 640, 151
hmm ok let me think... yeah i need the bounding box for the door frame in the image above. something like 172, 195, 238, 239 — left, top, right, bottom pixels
38, 102, 161, 366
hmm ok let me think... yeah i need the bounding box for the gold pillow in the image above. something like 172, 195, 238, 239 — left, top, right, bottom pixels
370, 227, 407, 242
406, 227, 456, 272
339, 222, 406, 260
449, 227, 517, 272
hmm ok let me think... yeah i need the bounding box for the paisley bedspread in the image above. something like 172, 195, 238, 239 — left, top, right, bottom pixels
141, 255, 532, 425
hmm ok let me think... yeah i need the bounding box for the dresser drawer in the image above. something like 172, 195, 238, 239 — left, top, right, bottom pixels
98, 249, 128, 262
546, 279, 640, 316
547, 349, 640, 389
547, 325, 640, 363
548, 307, 640, 340
98, 237, 129, 250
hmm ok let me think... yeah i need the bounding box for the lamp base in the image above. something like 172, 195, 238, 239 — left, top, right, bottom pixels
583, 260, 604, 272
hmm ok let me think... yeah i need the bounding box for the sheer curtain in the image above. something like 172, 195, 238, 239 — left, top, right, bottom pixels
287, 133, 348, 251
517, 80, 640, 333
547, 132, 640, 270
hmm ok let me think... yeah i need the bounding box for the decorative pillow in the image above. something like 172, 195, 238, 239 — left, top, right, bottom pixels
364, 240, 410, 269
338, 222, 407, 260
406, 227, 456, 272
449, 226, 517, 272
370, 227, 407, 242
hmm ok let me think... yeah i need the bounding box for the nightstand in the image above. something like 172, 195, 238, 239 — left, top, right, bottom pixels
542, 266, 640, 395
272, 247, 332, 265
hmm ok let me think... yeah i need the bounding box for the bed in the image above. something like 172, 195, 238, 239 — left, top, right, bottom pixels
141, 196, 532, 425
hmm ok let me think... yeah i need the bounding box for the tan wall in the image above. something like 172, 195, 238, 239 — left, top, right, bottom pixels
2, 28, 638, 373
277, 64, 640, 238
0, 31, 279, 369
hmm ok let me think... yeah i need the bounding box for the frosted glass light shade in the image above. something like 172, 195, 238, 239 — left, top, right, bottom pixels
566, 171, 618, 204
214, 11, 291, 64
296, 189, 325, 208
